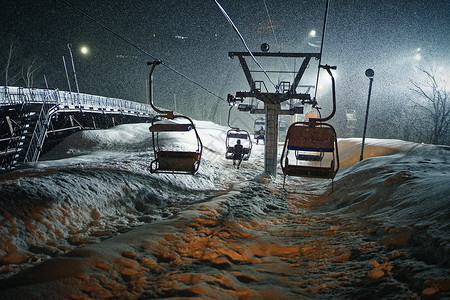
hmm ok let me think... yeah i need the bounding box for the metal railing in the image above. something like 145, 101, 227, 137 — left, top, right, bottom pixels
0, 86, 155, 116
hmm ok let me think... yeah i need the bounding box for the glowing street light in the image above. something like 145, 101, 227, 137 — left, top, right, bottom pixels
307, 29, 320, 47
80, 46, 89, 55
413, 47, 422, 61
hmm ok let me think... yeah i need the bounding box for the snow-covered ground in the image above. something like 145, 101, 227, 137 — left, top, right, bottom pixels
0, 121, 449, 299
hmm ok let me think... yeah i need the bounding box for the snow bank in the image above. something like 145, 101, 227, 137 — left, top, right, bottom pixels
0, 121, 232, 277
337, 138, 417, 167
331, 140, 450, 229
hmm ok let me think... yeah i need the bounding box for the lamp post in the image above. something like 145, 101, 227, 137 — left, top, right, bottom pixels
360, 68, 374, 161
62, 56, 72, 93
67, 44, 80, 94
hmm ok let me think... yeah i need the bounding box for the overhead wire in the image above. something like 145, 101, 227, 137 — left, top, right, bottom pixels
261, 0, 290, 73
60, 0, 227, 102
262, 0, 276, 44
313, 0, 330, 101
213, 0, 278, 90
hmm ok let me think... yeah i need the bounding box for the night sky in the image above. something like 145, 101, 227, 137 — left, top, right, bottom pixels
1, 0, 449, 131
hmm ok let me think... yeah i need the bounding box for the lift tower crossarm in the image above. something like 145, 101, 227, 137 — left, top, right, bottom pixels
228, 52, 320, 58
229, 52, 320, 98
235, 91, 311, 104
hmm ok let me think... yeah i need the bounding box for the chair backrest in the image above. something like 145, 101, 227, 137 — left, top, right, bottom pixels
227, 132, 249, 139
149, 123, 192, 132
287, 126, 335, 152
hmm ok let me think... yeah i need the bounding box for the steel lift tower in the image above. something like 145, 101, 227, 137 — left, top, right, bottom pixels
228, 51, 320, 177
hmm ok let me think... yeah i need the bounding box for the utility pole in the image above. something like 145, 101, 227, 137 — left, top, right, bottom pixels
62, 56, 72, 93
67, 44, 80, 94
174, 93, 177, 112
43, 75, 49, 89
360, 68, 374, 161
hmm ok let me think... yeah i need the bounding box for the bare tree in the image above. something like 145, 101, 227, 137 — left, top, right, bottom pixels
2, 42, 43, 88
409, 68, 449, 145
22, 57, 42, 87
2, 42, 22, 86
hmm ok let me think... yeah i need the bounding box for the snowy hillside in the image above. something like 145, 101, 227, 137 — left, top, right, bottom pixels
0, 121, 449, 299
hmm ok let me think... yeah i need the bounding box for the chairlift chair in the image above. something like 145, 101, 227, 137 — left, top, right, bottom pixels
280, 121, 339, 187
149, 116, 202, 175
280, 65, 340, 191
146, 61, 203, 175
237, 103, 253, 112
225, 129, 252, 161
253, 117, 265, 138
225, 101, 252, 161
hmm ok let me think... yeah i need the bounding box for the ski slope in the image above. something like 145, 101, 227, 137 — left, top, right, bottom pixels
0, 121, 449, 299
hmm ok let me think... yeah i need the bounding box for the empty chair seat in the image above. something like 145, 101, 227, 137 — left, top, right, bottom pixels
149, 116, 203, 175
280, 122, 339, 189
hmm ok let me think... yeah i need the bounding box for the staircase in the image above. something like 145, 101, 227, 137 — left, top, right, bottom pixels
0, 89, 58, 171
23, 99, 57, 163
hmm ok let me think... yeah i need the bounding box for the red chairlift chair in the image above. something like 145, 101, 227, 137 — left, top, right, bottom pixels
280, 65, 340, 191
280, 122, 339, 187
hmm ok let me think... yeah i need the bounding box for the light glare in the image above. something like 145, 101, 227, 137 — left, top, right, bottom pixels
80, 46, 89, 55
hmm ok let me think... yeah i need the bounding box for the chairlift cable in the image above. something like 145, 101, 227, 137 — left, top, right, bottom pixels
214, 0, 278, 90
159, 61, 226, 103
313, 0, 330, 101
261, 0, 290, 71
60, 0, 227, 103
262, 0, 277, 44
61, 0, 156, 59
